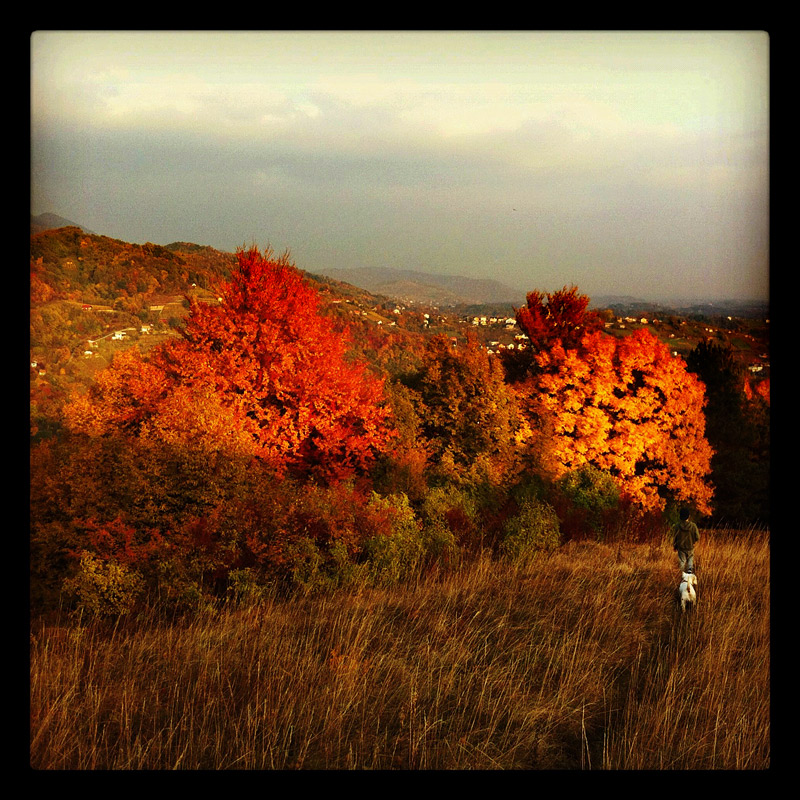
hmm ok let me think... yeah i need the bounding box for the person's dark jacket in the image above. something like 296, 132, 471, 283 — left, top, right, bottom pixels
673, 520, 700, 552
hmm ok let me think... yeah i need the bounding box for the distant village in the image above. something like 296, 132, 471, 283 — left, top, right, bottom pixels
324, 290, 769, 377
30, 278, 769, 383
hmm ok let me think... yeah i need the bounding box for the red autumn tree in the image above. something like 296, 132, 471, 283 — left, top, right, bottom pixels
520, 327, 714, 515
503, 285, 603, 382
518, 285, 602, 349
42, 248, 397, 606
65, 246, 395, 483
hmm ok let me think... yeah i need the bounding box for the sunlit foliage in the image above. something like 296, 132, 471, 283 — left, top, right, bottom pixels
34, 247, 399, 607
64, 245, 395, 483
519, 328, 714, 514
31, 224, 759, 611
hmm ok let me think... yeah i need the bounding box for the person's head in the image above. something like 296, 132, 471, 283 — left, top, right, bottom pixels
679, 507, 690, 521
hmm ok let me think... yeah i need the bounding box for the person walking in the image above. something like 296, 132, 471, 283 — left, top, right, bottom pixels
673, 507, 700, 573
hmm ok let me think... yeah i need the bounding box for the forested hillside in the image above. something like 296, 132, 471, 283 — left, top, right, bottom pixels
30, 226, 235, 306
30, 225, 769, 617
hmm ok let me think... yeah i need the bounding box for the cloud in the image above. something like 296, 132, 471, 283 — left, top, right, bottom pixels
30, 31, 769, 302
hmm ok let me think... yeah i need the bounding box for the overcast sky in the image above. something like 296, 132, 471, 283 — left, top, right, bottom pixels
31, 30, 769, 303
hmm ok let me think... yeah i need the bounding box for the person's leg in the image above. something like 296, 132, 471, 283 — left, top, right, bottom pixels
686, 550, 694, 572
677, 549, 687, 571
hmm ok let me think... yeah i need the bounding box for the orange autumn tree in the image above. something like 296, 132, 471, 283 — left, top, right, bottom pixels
65, 245, 394, 483
508, 287, 713, 515
160, 245, 395, 481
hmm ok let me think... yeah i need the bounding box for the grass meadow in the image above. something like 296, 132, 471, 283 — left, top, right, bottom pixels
30, 527, 769, 770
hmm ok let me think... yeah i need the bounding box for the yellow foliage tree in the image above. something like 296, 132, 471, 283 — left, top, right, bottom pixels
520, 328, 714, 514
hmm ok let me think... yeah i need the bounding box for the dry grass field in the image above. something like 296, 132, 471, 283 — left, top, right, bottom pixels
30, 527, 769, 770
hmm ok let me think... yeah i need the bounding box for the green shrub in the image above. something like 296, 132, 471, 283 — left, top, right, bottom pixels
510, 473, 547, 506
146, 549, 222, 613
226, 567, 275, 605
553, 464, 620, 541
327, 540, 366, 588
362, 493, 427, 585
284, 537, 333, 594
500, 499, 560, 563
281, 536, 366, 594
62, 550, 145, 616
419, 484, 477, 550
420, 518, 460, 565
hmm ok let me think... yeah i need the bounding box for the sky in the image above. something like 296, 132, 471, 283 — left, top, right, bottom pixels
30, 30, 769, 303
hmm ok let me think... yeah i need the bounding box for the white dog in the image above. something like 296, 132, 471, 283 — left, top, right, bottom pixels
678, 571, 698, 612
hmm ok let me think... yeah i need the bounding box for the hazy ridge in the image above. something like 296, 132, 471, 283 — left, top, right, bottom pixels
31, 213, 769, 318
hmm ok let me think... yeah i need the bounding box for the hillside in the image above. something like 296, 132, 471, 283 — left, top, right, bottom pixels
31, 213, 96, 236
29, 227, 770, 770
315, 266, 523, 306
29, 226, 439, 433
29, 224, 770, 625
29, 223, 770, 367
29, 223, 770, 435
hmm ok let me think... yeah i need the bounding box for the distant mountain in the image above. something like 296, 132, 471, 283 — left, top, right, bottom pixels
591, 294, 650, 308
591, 294, 769, 320
316, 267, 523, 307
31, 213, 96, 235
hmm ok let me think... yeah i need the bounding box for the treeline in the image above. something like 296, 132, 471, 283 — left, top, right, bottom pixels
29, 242, 769, 616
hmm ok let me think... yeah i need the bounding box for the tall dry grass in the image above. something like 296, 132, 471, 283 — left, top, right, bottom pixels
30, 528, 769, 770
602, 529, 770, 769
